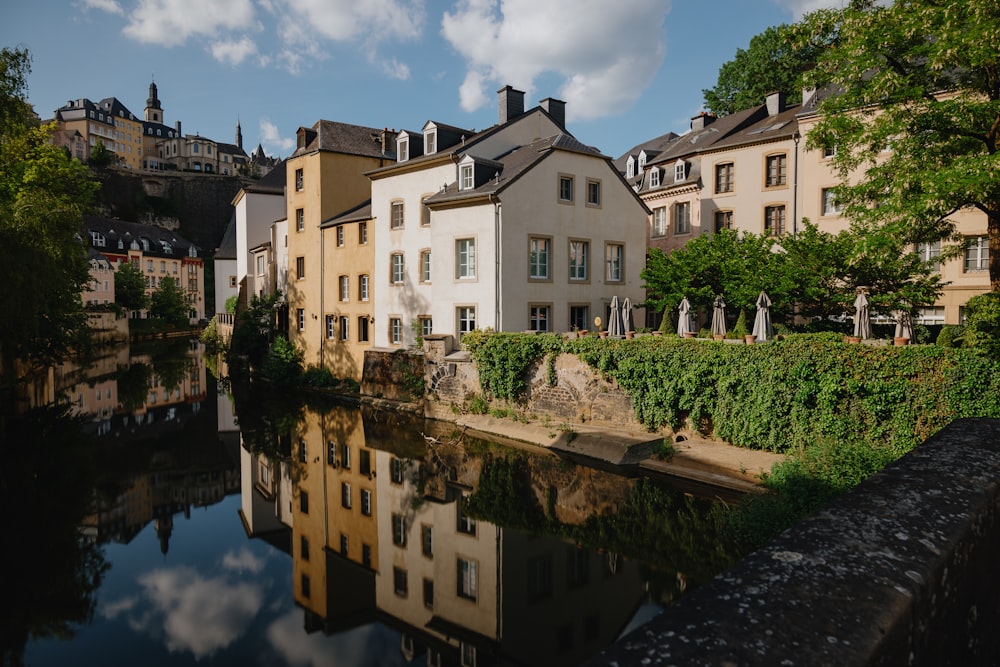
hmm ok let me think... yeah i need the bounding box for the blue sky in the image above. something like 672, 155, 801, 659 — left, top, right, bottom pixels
2, 0, 838, 160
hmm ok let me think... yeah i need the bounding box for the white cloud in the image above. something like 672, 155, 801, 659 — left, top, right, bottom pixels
211, 37, 258, 66
122, 0, 257, 47
80, 0, 124, 15
773, 0, 844, 20
381, 57, 411, 81
260, 118, 295, 154
442, 0, 670, 121
222, 547, 267, 574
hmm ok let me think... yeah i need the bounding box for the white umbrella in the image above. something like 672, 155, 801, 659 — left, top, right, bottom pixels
853, 291, 872, 340
608, 295, 623, 337
752, 291, 774, 341
621, 297, 634, 333
711, 295, 727, 336
894, 310, 915, 341
677, 297, 692, 336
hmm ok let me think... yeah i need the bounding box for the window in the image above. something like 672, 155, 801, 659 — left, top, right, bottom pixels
393, 567, 408, 596
652, 207, 667, 237
457, 558, 478, 601
340, 534, 349, 555
339, 275, 349, 301
457, 307, 476, 340
422, 525, 433, 557
529, 305, 550, 332
821, 188, 841, 216
361, 489, 372, 516
390, 317, 402, 344
715, 210, 733, 232
917, 241, 941, 264
425, 130, 436, 154
823, 145, 837, 159
295, 168, 303, 191
567, 547, 589, 588
358, 316, 369, 342
570, 305, 589, 331
765, 205, 786, 236
674, 160, 686, 182
586, 179, 601, 206
296, 257, 305, 280
606, 243, 623, 282
626, 157, 635, 179
559, 175, 574, 202
301, 574, 310, 599
529, 237, 551, 280
460, 163, 474, 190
398, 137, 408, 162
359, 274, 369, 301
457, 497, 476, 535
362, 544, 372, 568
340, 316, 349, 341
297, 308, 305, 331
341, 482, 351, 508
420, 317, 433, 337
965, 236, 989, 272
527, 555, 552, 601
300, 490, 309, 514
423, 579, 434, 609
674, 202, 691, 235
296, 208, 304, 232
715, 162, 734, 193
359, 221, 368, 244
326, 315, 335, 339
336, 226, 345, 247
160, 260, 166, 273
392, 514, 407, 546
649, 169, 660, 188
257, 255, 266, 276
391, 253, 405, 284
457, 239, 476, 278
327, 440, 337, 465
420, 250, 432, 283
391, 458, 405, 483
765, 154, 787, 187
341, 443, 351, 469
917, 306, 945, 325
147, 259, 153, 272
391, 201, 404, 229
569, 240, 589, 280
421, 196, 431, 226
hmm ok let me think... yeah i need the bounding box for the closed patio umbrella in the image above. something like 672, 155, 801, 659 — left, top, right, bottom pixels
894, 310, 915, 341
677, 297, 692, 337
853, 291, 872, 340
621, 297, 633, 333
711, 295, 727, 337
752, 291, 774, 341
608, 295, 623, 337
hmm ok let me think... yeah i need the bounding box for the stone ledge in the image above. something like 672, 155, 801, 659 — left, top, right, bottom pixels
587, 418, 1000, 667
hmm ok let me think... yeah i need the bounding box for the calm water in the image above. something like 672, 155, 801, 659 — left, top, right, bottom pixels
9, 341, 740, 666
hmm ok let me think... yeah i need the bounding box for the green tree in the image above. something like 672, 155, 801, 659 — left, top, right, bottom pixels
703, 24, 821, 116
797, 0, 1000, 291
228, 291, 282, 371
148, 276, 188, 327
87, 139, 113, 168
0, 47, 98, 399
114, 261, 148, 313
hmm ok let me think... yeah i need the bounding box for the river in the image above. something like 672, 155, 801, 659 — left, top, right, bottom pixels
7, 340, 743, 666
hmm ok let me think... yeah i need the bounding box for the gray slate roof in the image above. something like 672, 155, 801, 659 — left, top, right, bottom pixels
295, 120, 395, 160
83, 215, 201, 258
215, 214, 238, 259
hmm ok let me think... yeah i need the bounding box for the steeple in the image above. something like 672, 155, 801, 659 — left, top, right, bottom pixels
236, 116, 243, 151
144, 78, 162, 123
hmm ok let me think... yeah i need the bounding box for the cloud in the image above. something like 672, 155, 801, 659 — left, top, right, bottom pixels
267, 610, 404, 667
441, 0, 670, 121
80, 0, 124, 15
381, 57, 411, 81
122, 0, 257, 47
260, 118, 295, 154
211, 37, 258, 66
222, 547, 267, 574
773, 0, 846, 20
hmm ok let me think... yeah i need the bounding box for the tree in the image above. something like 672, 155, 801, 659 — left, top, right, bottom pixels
703, 24, 822, 116
797, 0, 1000, 291
148, 276, 188, 327
114, 261, 148, 314
87, 139, 112, 168
0, 47, 98, 398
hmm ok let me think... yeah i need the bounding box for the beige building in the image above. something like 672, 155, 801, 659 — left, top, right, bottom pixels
285, 120, 396, 380
52, 96, 145, 169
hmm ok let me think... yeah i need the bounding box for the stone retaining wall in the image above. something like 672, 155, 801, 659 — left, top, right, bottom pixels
587, 418, 1000, 666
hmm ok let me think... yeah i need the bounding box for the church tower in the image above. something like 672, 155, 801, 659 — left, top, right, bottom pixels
144, 79, 163, 123
236, 117, 243, 151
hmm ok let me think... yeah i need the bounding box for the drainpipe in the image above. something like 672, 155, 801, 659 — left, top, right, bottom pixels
319, 219, 324, 368
490, 194, 502, 330
792, 132, 800, 236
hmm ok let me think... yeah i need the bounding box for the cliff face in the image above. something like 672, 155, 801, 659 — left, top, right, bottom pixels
93, 168, 254, 253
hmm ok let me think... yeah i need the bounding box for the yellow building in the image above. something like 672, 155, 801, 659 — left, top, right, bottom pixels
286, 121, 395, 381
53, 96, 145, 169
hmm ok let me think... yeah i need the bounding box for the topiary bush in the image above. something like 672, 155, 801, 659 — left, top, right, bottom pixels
964, 292, 1000, 357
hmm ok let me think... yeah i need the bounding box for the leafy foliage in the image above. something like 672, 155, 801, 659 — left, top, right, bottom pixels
461, 330, 563, 401
228, 291, 282, 371
114, 261, 148, 312
260, 335, 303, 385
963, 292, 1000, 357
148, 276, 188, 327
796, 0, 1000, 290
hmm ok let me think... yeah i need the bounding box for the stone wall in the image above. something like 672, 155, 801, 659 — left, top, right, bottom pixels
360, 349, 424, 404
587, 418, 1000, 667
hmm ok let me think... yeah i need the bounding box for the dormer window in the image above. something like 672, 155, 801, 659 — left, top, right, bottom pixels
460, 163, 474, 190
140, 238, 150, 251
161, 242, 173, 254
397, 135, 409, 162
118, 239, 124, 249
425, 129, 437, 155
626, 156, 635, 179
89, 231, 106, 247
130, 240, 140, 250
188, 246, 198, 258
638, 153, 647, 173
674, 160, 686, 182
649, 169, 660, 188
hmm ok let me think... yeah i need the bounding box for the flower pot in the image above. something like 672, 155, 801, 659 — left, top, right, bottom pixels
894, 336, 910, 346
598, 331, 608, 339
845, 336, 861, 344
625, 331, 635, 339
577, 330, 587, 338
684, 332, 696, 339
652, 331, 662, 337
745, 334, 756, 344
713, 334, 725, 341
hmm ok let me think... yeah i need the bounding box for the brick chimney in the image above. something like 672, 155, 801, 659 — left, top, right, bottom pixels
498, 85, 525, 125
541, 97, 566, 129
766, 90, 786, 116
690, 111, 716, 131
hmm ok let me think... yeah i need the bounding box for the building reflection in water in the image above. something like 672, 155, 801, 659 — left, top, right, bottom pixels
240, 402, 653, 667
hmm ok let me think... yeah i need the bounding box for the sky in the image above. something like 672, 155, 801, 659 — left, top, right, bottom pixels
1, 0, 841, 161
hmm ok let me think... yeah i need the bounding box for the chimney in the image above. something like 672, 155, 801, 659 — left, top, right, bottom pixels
380, 128, 398, 154
690, 111, 716, 131
540, 97, 566, 129
498, 85, 525, 125
766, 90, 786, 116
801, 86, 817, 109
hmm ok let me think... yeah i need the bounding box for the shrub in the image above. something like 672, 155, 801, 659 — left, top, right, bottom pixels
964, 292, 1000, 357
302, 365, 336, 387
732, 310, 748, 338
936, 324, 965, 348
260, 336, 303, 385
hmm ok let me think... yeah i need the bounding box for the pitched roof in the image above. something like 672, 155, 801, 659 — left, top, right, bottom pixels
244, 159, 286, 195
296, 120, 395, 160
215, 214, 238, 259
323, 200, 373, 227
83, 215, 201, 258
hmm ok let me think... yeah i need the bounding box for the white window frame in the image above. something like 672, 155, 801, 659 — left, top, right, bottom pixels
965, 236, 989, 272
821, 188, 842, 216
674, 160, 685, 182
457, 307, 476, 341
390, 317, 402, 345
460, 163, 474, 191
569, 240, 588, 281
391, 201, 404, 229
529, 237, 551, 280
391, 254, 405, 284
420, 250, 432, 283
457, 239, 476, 279
649, 169, 660, 188
674, 202, 691, 235
529, 305, 550, 332
359, 274, 370, 301
340, 316, 349, 341
339, 275, 349, 301
605, 243, 623, 283
652, 207, 667, 237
